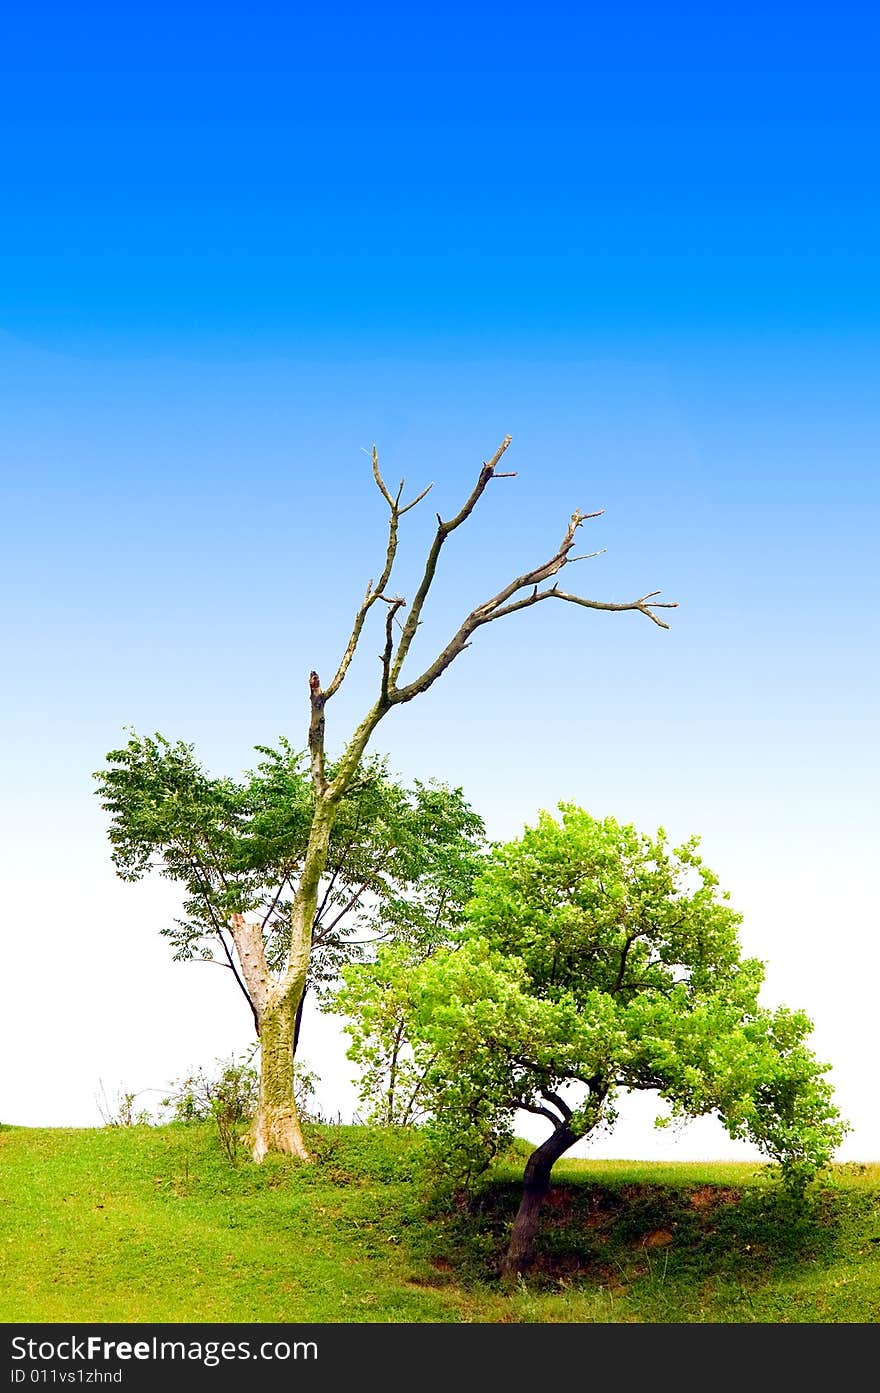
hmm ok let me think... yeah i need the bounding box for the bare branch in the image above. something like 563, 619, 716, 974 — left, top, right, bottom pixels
387, 496, 675, 704
467, 508, 589, 619
550, 588, 678, 629
313, 879, 373, 942
483, 586, 677, 627
371, 446, 394, 507
323, 453, 398, 702
514, 1099, 566, 1127
308, 669, 327, 795
260, 873, 295, 936
379, 595, 406, 707
323, 447, 432, 703
389, 435, 513, 686
541, 1089, 573, 1121
400, 481, 434, 514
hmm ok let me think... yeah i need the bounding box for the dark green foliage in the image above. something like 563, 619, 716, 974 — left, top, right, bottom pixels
94, 731, 485, 1020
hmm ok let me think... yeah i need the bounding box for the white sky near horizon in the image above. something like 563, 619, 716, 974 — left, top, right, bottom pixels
3, 785, 876, 1163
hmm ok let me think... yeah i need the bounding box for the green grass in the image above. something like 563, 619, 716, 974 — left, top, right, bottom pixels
1, 1123, 878, 1322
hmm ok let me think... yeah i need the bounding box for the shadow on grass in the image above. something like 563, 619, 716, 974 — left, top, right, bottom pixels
411, 1174, 867, 1294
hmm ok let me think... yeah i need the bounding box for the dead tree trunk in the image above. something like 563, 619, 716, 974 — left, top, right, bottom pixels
243, 436, 674, 1160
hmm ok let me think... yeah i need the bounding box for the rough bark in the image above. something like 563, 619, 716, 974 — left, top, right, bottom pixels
249, 993, 310, 1161
500, 1123, 579, 1278
246, 796, 338, 1161
245, 699, 390, 1162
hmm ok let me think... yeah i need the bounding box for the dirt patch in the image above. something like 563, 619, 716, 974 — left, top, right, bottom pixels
544, 1187, 573, 1210
543, 1186, 618, 1225
642, 1228, 674, 1248
689, 1185, 742, 1210
532, 1251, 594, 1277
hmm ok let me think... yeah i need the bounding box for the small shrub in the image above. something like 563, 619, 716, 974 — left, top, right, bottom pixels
164, 1054, 257, 1163
95, 1081, 154, 1127
163, 1053, 320, 1164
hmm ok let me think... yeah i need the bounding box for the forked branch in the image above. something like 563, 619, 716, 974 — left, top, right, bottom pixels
323, 447, 434, 702
387, 493, 677, 705
379, 595, 406, 706
389, 435, 514, 685
309, 435, 675, 798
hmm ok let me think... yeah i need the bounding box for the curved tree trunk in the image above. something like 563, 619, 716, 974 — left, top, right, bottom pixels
500, 1123, 578, 1278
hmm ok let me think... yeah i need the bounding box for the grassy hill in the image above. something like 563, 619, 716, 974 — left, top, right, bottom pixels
1, 1122, 878, 1322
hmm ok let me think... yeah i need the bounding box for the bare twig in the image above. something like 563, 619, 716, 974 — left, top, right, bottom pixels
386, 500, 676, 705
324, 447, 433, 702
389, 435, 514, 686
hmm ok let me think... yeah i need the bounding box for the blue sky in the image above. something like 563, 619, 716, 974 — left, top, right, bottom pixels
1, 3, 878, 1155
3, 3, 880, 347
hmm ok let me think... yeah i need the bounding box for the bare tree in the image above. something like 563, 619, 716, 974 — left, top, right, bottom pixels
234, 435, 676, 1161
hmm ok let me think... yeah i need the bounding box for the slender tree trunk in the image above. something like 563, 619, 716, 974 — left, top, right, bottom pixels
500, 1123, 578, 1278
248, 792, 343, 1162
385, 1018, 405, 1125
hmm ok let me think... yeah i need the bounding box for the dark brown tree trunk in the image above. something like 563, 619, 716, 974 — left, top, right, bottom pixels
293, 986, 307, 1055
500, 1123, 579, 1278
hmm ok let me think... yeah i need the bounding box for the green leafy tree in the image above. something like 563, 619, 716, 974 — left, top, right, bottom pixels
341, 806, 846, 1276
95, 733, 485, 1086
99, 436, 674, 1160
335, 941, 437, 1126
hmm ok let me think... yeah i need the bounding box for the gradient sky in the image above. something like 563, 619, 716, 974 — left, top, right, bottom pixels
2, 3, 878, 1159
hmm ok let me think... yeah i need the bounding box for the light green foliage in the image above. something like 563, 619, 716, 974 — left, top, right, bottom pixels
94, 731, 485, 1020
344, 805, 846, 1193
335, 942, 436, 1126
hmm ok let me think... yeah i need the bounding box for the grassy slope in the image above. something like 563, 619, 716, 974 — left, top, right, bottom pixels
1, 1123, 878, 1323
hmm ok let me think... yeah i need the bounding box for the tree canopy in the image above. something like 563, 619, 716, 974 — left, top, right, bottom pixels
95, 731, 485, 1044
340, 805, 846, 1274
